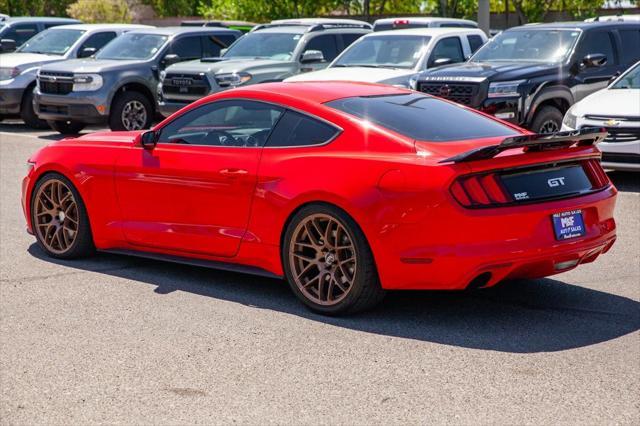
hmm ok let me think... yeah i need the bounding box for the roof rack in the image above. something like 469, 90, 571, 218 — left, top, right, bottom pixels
251, 19, 372, 32
307, 23, 372, 32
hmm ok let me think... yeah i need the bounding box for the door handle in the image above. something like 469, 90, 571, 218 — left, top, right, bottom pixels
219, 168, 249, 177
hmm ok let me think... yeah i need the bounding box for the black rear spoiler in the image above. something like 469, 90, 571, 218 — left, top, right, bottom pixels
439, 127, 607, 164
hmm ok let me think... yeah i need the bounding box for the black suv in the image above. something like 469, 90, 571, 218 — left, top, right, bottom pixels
411, 22, 640, 133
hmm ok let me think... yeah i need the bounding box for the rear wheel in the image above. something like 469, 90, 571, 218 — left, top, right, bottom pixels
282, 204, 385, 315
20, 87, 48, 129
109, 91, 153, 131
31, 173, 95, 259
530, 105, 563, 134
47, 120, 85, 135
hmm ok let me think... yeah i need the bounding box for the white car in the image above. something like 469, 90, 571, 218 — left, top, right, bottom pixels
373, 17, 477, 31
562, 60, 640, 171
285, 28, 487, 88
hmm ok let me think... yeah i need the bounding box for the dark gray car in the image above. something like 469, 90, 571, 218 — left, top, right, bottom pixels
34, 27, 241, 134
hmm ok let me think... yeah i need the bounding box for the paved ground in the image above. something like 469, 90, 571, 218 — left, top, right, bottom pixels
1, 121, 639, 425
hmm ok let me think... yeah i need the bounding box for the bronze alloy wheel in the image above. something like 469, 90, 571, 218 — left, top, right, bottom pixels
289, 213, 357, 306
33, 178, 79, 255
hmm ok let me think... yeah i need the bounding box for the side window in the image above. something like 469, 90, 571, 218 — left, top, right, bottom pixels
4, 24, 38, 45
303, 34, 339, 62
428, 36, 465, 67
79, 32, 117, 55
340, 33, 365, 50
579, 31, 617, 65
170, 36, 202, 60
202, 34, 237, 57
619, 29, 640, 66
467, 35, 485, 53
157, 100, 284, 147
266, 110, 339, 147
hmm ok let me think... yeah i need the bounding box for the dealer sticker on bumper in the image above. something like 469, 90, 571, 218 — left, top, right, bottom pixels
552, 210, 586, 241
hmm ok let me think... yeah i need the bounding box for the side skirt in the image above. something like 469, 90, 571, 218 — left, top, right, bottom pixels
101, 248, 283, 280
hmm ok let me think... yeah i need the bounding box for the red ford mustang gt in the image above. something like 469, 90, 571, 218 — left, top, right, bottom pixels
22, 82, 617, 315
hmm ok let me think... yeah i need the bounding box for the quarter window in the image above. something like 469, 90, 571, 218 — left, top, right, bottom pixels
266, 110, 339, 147
619, 29, 640, 65
467, 35, 485, 53
303, 35, 339, 62
79, 32, 117, 55
341, 33, 365, 49
429, 37, 465, 67
157, 100, 284, 147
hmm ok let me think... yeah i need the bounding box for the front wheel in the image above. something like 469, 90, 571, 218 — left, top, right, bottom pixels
282, 204, 385, 315
31, 173, 95, 259
530, 105, 563, 134
21, 87, 48, 129
47, 120, 85, 135
109, 91, 153, 131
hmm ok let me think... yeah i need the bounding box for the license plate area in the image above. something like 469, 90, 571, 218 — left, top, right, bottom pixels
552, 210, 586, 241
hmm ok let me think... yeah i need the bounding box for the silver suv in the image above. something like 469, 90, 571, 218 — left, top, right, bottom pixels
158, 18, 371, 116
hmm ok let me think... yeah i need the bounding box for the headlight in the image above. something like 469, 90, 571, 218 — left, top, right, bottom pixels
0, 67, 20, 81
215, 72, 252, 88
563, 107, 578, 129
408, 74, 419, 90
488, 80, 525, 98
72, 73, 103, 91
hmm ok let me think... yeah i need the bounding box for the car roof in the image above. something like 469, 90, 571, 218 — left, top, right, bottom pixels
374, 17, 477, 25
243, 81, 407, 104
3, 17, 80, 24
252, 18, 372, 32
47, 24, 152, 31
127, 26, 240, 36
364, 27, 485, 37
515, 21, 640, 30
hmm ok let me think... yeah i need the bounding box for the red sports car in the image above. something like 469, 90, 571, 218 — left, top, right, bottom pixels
22, 82, 617, 315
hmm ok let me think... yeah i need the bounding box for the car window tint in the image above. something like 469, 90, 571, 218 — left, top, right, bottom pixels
579, 31, 617, 64
202, 34, 237, 56
5, 23, 38, 45
158, 100, 284, 147
341, 33, 365, 49
79, 32, 117, 54
303, 34, 338, 62
429, 37, 464, 66
266, 110, 339, 147
326, 93, 517, 142
467, 35, 484, 53
619, 29, 640, 65
171, 36, 202, 60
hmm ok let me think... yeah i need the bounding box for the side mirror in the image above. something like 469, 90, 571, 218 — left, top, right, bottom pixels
78, 47, 96, 58
220, 47, 228, 57
433, 57, 454, 67
582, 53, 607, 68
162, 53, 180, 67
0, 38, 17, 53
139, 130, 158, 150
300, 50, 324, 64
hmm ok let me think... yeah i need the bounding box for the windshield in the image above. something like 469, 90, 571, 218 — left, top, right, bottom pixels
223, 32, 300, 60
333, 35, 430, 69
96, 33, 167, 60
326, 93, 517, 142
611, 62, 640, 89
18, 28, 85, 55
472, 29, 580, 63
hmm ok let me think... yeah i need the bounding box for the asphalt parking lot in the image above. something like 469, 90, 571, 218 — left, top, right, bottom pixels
1, 121, 639, 425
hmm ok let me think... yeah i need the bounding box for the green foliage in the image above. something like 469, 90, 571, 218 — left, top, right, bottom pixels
141, 0, 201, 17
0, 0, 74, 16
66, 0, 132, 23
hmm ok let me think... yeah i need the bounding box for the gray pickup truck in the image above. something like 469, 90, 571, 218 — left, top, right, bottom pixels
34, 27, 241, 134
158, 18, 371, 117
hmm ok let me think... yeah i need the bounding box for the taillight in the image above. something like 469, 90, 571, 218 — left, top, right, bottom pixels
584, 159, 610, 189
450, 173, 511, 207
394, 19, 410, 26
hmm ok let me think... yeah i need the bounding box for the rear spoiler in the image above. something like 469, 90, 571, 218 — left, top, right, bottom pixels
439, 127, 607, 164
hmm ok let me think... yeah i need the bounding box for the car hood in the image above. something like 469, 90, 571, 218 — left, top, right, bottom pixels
285, 66, 414, 83
572, 88, 640, 117
40, 58, 145, 74
420, 61, 559, 82
166, 58, 290, 74
0, 52, 63, 69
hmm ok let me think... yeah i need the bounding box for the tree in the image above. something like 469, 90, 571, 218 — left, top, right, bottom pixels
0, 0, 73, 16
67, 0, 132, 23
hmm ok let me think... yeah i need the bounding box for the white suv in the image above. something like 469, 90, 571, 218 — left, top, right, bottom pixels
285, 28, 487, 88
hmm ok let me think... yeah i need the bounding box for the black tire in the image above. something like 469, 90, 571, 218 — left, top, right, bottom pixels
530, 105, 563, 134
47, 120, 85, 135
20, 87, 48, 129
109, 91, 153, 131
30, 172, 95, 260
282, 204, 385, 315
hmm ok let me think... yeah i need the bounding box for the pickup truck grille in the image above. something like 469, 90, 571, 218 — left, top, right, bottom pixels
38, 71, 74, 95
603, 128, 640, 143
418, 82, 479, 106
162, 73, 210, 99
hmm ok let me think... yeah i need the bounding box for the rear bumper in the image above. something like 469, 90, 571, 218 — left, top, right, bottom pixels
373, 185, 617, 290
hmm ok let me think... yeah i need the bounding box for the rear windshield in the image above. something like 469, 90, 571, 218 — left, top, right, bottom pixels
325, 93, 517, 142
